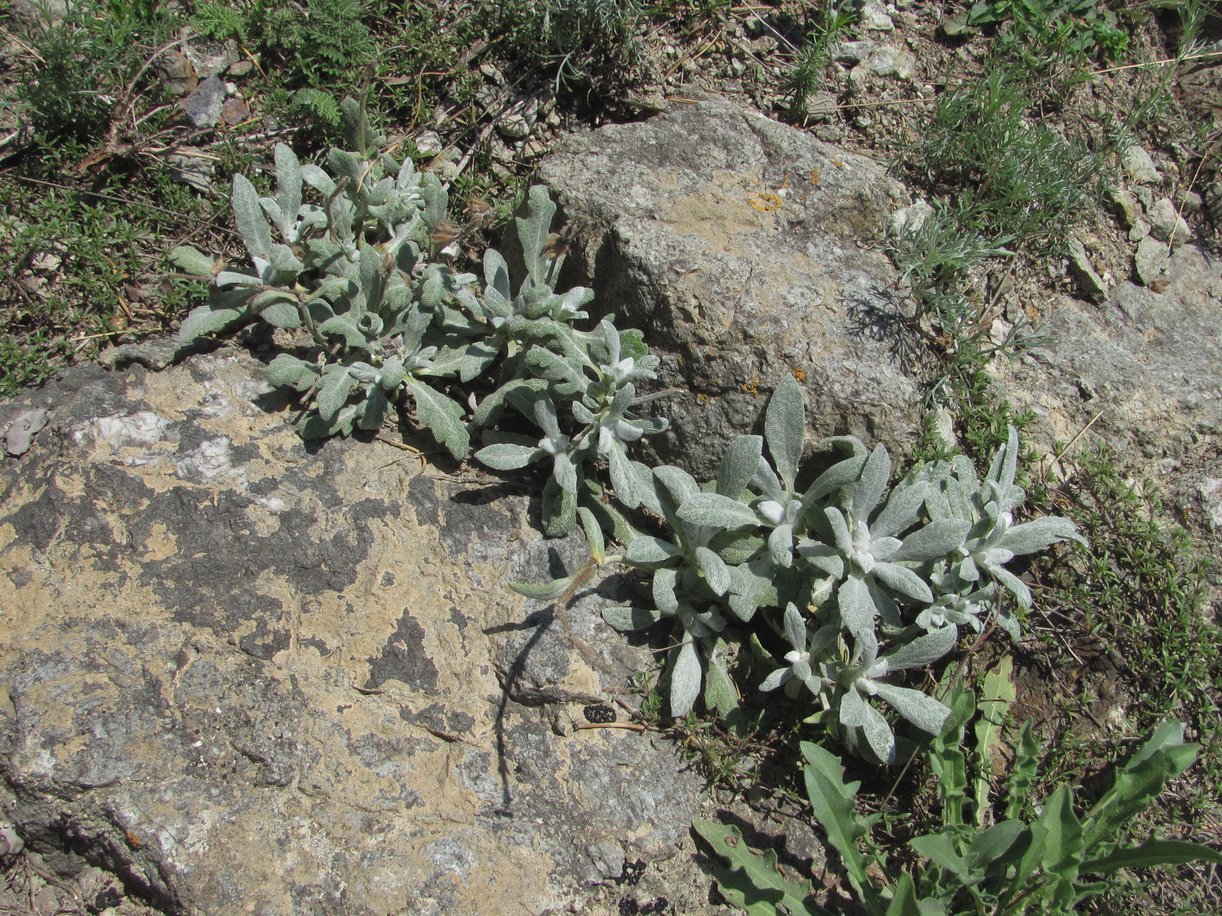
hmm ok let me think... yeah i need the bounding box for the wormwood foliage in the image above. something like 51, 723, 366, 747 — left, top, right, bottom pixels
695, 664, 1221, 914
173, 98, 666, 536
176, 108, 1084, 758
603, 379, 1083, 763
170, 105, 1216, 909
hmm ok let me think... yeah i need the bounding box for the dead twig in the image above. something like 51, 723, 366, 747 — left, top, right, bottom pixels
572, 722, 646, 732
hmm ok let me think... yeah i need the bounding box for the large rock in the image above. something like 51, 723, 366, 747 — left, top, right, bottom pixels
994, 243, 1222, 574
0, 351, 707, 914
538, 96, 919, 479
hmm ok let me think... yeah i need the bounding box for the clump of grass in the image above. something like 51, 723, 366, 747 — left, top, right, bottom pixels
1040, 445, 1217, 730
493, 0, 645, 99
915, 68, 1112, 249
16, 0, 176, 147
0, 173, 213, 395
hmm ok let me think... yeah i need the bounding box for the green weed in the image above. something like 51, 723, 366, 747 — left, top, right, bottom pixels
915, 68, 1111, 248
1039, 444, 1217, 735
946, 0, 1130, 65
782, 4, 856, 123
16, 0, 176, 146
0, 171, 213, 394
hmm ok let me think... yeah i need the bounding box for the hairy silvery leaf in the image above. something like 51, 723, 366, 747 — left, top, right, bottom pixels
475, 441, 541, 471
525, 345, 587, 394
883, 625, 958, 669
214, 268, 262, 289
764, 375, 806, 490
265, 354, 319, 392
259, 300, 301, 329
670, 639, 703, 717
871, 682, 952, 736
837, 574, 877, 636
404, 377, 469, 459
986, 425, 1022, 511
179, 305, 244, 343
516, 186, 558, 285
318, 316, 374, 352
694, 546, 731, 596
840, 688, 898, 764
871, 477, 929, 539
483, 248, 513, 311
995, 516, 1086, 556
541, 475, 578, 537
603, 606, 664, 631
551, 450, 579, 495
340, 96, 383, 156
716, 435, 763, 498
420, 172, 447, 232
625, 536, 679, 565
893, 517, 972, 562
273, 144, 302, 230
577, 506, 606, 566
171, 245, 217, 278
851, 444, 891, 520
872, 562, 934, 604
232, 174, 272, 261
759, 603, 814, 694
325, 148, 365, 187
703, 649, 740, 720
653, 465, 701, 514
300, 163, 336, 196
677, 492, 759, 531
356, 386, 392, 431
803, 448, 869, 506
608, 442, 649, 509
316, 365, 359, 420
301, 401, 360, 439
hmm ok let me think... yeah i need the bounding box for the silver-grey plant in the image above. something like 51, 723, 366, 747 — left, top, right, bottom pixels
171, 100, 667, 489
174, 116, 1083, 762
604, 377, 1084, 760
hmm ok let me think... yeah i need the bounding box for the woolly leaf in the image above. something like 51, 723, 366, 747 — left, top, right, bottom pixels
265, 353, 319, 391
677, 492, 759, 531
475, 442, 541, 471
170, 245, 217, 278
232, 174, 272, 260
764, 375, 806, 490
716, 435, 763, 498
873, 682, 952, 736
695, 546, 731, 596
404, 378, 470, 459
602, 606, 663, 631
670, 639, 702, 717
179, 305, 243, 342
517, 186, 557, 283
625, 537, 680, 565
893, 518, 971, 562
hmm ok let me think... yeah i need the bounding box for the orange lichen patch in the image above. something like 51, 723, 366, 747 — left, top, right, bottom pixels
696, 393, 709, 405
748, 191, 783, 212
831, 159, 844, 168
791, 368, 808, 384
741, 378, 761, 396
809, 168, 821, 186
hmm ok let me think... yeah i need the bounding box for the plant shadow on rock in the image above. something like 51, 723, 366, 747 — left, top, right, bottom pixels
842, 285, 930, 378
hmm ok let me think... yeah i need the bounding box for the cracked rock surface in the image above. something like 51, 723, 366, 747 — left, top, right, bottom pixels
0, 352, 705, 914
